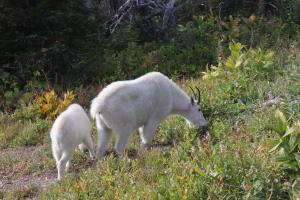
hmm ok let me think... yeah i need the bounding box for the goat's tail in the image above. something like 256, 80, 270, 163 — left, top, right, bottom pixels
90, 97, 103, 119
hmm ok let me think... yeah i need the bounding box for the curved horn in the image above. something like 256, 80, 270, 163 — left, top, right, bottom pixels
196, 87, 201, 102
189, 86, 196, 100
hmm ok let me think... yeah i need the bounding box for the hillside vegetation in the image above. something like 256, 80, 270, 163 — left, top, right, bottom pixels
1, 40, 300, 199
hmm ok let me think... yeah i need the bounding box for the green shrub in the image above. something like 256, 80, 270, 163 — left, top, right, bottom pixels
12, 119, 50, 147
3, 88, 22, 111
12, 104, 40, 121
0, 114, 50, 148
269, 110, 300, 174
89, 16, 219, 83
155, 116, 187, 145
197, 42, 278, 122
267, 110, 300, 199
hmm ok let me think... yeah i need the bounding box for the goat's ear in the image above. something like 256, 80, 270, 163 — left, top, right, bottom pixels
190, 97, 194, 105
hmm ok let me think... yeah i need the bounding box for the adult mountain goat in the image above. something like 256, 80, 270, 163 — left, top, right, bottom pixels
90, 72, 208, 159
50, 104, 95, 180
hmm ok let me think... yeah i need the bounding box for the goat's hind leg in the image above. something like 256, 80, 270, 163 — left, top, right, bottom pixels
114, 128, 132, 155
78, 143, 87, 151
65, 161, 71, 172
83, 134, 96, 159
52, 143, 64, 179
96, 118, 112, 160
57, 151, 72, 180
52, 143, 62, 164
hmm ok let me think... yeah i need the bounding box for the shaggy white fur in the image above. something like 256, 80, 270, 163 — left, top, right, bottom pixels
90, 72, 208, 159
50, 103, 95, 180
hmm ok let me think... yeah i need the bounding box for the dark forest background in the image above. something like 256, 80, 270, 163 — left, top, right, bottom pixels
1, 0, 300, 108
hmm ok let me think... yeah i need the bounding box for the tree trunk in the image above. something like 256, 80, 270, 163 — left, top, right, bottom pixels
258, 0, 265, 15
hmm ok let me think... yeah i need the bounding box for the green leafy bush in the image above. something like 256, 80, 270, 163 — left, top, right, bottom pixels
0, 117, 50, 148
198, 42, 278, 121
269, 110, 300, 174
12, 119, 50, 147
268, 110, 300, 199
92, 16, 219, 83
3, 89, 22, 112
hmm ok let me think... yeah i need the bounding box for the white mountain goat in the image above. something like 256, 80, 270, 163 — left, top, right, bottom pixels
90, 72, 208, 159
50, 103, 95, 180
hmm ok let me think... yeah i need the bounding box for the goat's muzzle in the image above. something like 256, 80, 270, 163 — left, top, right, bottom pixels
197, 124, 209, 138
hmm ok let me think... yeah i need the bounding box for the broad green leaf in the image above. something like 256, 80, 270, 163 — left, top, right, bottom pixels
193, 166, 205, 176
269, 140, 283, 152
294, 153, 300, 169
294, 122, 300, 145
282, 140, 292, 152
275, 110, 287, 124
284, 125, 297, 138
287, 123, 300, 153
226, 57, 236, 69
289, 135, 299, 153
276, 153, 294, 163
281, 162, 299, 171
271, 110, 288, 135
293, 178, 300, 198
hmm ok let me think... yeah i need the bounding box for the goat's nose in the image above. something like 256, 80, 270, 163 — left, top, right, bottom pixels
198, 122, 209, 136
201, 122, 209, 133
202, 122, 209, 129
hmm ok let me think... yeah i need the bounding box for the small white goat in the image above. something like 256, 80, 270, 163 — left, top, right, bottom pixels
90, 72, 208, 159
50, 103, 95, 180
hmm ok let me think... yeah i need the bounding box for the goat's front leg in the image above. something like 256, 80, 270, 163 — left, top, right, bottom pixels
139, 121, 159, 151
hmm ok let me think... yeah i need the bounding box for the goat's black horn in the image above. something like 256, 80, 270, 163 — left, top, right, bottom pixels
196, 86, 201, 102
189, 86, 196, 100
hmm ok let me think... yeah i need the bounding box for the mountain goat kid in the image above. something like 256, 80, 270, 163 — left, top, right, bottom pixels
50, 104, 95, 180
90, 72, 208, 159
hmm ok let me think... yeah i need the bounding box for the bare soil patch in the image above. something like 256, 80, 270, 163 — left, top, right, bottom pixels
0, 145, 56, 193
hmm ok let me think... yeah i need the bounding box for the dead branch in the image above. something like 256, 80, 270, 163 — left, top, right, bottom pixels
162, 0, 177, 30
104, 0, 188, 35
252, 92, 282, 109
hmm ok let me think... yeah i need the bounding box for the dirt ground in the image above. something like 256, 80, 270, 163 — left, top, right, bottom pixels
0, 145, 57, 198
0, 142, 174, 199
